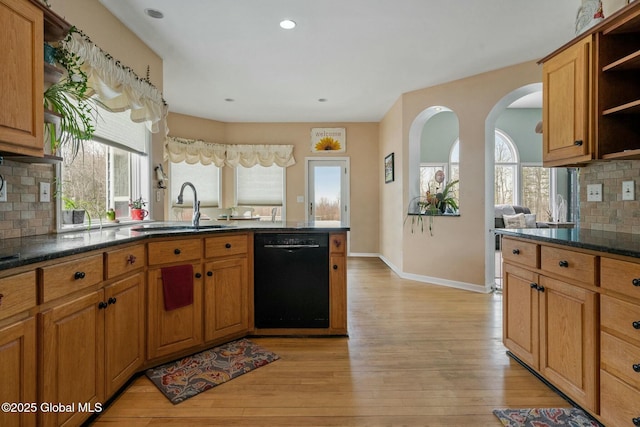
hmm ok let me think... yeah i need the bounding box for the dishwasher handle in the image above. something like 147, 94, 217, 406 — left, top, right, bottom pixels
263, 244, 320, 249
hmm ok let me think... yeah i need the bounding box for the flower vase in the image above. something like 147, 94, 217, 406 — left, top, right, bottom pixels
131, 208, 148, 220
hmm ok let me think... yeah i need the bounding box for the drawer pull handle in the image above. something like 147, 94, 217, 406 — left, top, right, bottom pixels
207, 271, 213, 277
74, 271, 86, 280
98, 301, 108, 310
126, 254, 137, 264
558, 260, 569, 268
633, 321, 640, 330
225, 243, 232, 249
195, 272, 202, 278
574, 140, 583, 146
108, 297, 117, 305
633, 278, 640, 287
633, 364, 640, 373
633, 418, 640, 427
174, 248, 181, 255
512, 249, 520, 255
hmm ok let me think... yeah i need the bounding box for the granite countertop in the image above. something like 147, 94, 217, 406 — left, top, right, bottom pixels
497, 227, 640, 258
0, 221, 350, 271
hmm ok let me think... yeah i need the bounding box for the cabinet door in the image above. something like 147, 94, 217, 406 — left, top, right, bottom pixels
330, 255, 347, 332
204, 258, 248, 341
542, 35, 593, 166
0, 317, 36, 427
147, 264, 203, 359
104, 272, 145, 397
40, 290, 105, 427
502, 263, 539, 370
0, 0, 43, 156
539, 276, 597, 413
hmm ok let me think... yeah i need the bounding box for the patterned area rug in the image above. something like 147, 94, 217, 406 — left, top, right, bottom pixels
146, 338, 279, 404
493, 408, 602, 427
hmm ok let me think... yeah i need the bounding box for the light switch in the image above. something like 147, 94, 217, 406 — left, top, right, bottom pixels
623, 180, 635, 201
586, 184, 602, 202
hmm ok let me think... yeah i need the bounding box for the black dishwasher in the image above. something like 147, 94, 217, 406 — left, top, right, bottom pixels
254, 233, 329, 328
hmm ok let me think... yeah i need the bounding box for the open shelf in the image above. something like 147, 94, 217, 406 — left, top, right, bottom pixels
602, 99, 640, 115
601, 149, 640, 160
602, 49, 640, 71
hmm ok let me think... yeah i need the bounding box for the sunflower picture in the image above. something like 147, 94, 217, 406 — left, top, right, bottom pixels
311, 128, 346, 153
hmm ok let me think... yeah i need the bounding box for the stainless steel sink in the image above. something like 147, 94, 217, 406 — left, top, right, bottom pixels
131, 224, 233, 232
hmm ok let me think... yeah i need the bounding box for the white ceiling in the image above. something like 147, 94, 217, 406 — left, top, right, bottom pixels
99, 0, 580, 122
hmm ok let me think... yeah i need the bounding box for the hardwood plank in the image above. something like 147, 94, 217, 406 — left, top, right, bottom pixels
91, 257, 569, 426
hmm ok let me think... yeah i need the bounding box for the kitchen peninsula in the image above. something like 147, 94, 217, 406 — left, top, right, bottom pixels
498, 228, 640, 427
0, 222, 348, 427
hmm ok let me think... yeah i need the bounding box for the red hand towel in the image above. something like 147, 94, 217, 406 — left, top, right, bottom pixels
161, 265, 194, 311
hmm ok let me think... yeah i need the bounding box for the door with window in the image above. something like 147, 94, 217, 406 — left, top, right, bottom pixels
306, 159, 349, 226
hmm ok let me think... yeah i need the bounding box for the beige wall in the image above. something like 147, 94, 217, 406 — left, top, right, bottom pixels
167, 115, 380, 254
380, 61, 542, 289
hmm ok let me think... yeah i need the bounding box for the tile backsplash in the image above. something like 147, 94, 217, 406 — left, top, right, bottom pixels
0, 159, 55, 239
580, 160, 640, 234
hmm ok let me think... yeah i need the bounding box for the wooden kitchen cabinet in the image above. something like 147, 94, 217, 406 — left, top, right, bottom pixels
0, 317, 36, 427
0, 0, 44, 157
542, 35, 594, 166
330, 233, 347, 332
502, 237, 598, 413
40, 289, 105, 427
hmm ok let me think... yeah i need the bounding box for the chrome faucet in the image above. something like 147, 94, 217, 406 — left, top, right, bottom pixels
176, 182, 200, 228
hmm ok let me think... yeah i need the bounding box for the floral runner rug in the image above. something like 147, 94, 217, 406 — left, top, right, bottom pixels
146, 338, 280, 404
493, 408, 603, 427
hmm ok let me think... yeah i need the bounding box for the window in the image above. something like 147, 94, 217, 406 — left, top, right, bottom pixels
419, 164, 446, 195
58, 106, 148, 229
236, 165, 285, 219
494, 130, 518, 205
169, 162, 220, 221
522, 165, 552, 219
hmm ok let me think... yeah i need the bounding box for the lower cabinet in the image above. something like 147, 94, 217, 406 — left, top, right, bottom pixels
0, 317, 36, 427
147, 263, 203, 359
40, 273, 145, 427
204, 257, 249, 341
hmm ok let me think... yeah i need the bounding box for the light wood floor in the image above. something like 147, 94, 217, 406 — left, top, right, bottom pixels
91, 257, 568, 426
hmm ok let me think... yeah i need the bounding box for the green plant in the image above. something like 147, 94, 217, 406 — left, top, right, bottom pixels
129, 197, 147, 209
404, 179, 459, 236
43, 28, 96, 161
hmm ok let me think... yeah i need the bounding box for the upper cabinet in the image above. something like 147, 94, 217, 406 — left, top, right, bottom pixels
541, 2, 640, 166
0, 0, 70, 158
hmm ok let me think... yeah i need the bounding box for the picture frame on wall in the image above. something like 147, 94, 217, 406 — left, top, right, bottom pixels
384, 153, 394, 183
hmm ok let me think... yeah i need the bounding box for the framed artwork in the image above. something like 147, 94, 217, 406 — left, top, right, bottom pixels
311, 128, 346, 153
384, 153, 394, 183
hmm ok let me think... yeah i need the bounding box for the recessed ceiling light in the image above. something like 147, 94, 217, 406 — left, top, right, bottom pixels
279, 19, 296, 30
145, 8, 164, 19
318, 98, 328, 102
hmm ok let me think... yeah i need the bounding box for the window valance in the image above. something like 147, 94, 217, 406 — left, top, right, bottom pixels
62, 30, 168, 133
164, 137, 296, 168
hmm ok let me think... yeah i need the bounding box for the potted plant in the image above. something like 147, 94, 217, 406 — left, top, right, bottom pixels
405, 179, 459, 235
61, 196, 88, 225
129, 197, 148, 220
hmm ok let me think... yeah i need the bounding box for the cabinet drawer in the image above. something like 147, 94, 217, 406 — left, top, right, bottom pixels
600, 370, 640, 427
540, 246, 596, 285
40, 254, 103, 303
330, 233, 346, 255
105, 244, 145, 279
148, 239, 202, 266
205, 234, 248, 258
601, 295, 640, 345
601, 257, 640, 300
601, 332, 640, 391
0, 271, 37, 320
501, 238, 538, 268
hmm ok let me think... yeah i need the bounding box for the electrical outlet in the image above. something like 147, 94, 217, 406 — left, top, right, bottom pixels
40, 182, 51, 203
623, 180, 635, 201
0, 178, 6, 202
587, 183, 602, 202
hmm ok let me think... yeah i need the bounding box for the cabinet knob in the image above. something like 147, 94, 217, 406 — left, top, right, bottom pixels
207, 271, 213, 277
633, 278, 640, 287
333, 264, 338, 270
126, 254, 137, 264
98, 301, 108, 310
558, 260, 569, 268
574, 140, 583, 146
174, 248, 181, 255
74, 271, 86, 280
512, 249, 520, 255
633, 417, 640, 427
195, 272, 202, 278
108, 297, 117, 305
633, 364, 640, 373
225, 243, 232, 249
634, 321, 640, 330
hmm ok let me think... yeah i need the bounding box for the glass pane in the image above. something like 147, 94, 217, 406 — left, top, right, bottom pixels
110, 148, 131, 219
522, 166, 550, 219
419, 165, 445, 195
170, 162, 219, 207
495, 165, 515, 205
495, 133, 515, 162
314, 166, 341, 225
